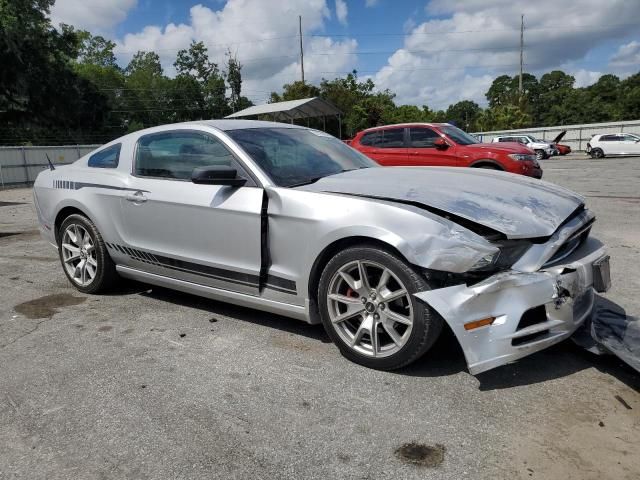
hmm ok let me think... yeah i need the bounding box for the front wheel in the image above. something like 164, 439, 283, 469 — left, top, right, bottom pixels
318, 246, 443, 370
58, 214, 118, 293
535, 149, 546, 161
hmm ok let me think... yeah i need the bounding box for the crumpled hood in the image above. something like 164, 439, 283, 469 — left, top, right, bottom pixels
298, 167, 585, 239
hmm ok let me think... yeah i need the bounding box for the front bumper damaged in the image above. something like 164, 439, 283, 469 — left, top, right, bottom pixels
416, 237, 609, 375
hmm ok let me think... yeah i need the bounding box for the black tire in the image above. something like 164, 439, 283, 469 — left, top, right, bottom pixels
58, 214, 118, 294
591, 148, 605, 159
534, 149, 546, 160
318, 245, 443, 370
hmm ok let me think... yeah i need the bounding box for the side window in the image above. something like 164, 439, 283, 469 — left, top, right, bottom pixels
88, 144, 121, 168
408, 128, 439, 148
379, 129, 405, 148
599, 135, 615, 142
497, 137, 509, 142
360, 131, 381, 147
622, 134, 638, 142
135, 131, 250, 182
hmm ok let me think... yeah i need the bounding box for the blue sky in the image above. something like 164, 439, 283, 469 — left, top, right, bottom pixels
50, 0, 640, 109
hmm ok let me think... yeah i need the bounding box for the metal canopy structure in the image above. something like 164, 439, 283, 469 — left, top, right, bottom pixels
225, 97, 343, 136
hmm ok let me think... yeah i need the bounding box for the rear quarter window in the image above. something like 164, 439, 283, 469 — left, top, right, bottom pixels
88, 144, 121, 168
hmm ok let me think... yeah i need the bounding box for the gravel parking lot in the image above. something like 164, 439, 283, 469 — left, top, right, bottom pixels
1, 155, 639, 480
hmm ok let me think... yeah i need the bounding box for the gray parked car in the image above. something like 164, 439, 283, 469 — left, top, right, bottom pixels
33, 120, 611, 374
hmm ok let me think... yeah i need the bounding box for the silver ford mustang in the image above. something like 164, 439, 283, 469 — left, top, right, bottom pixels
33, 120, 611, 374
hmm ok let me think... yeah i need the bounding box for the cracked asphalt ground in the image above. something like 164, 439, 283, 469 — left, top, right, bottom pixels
1, 155, 639, 480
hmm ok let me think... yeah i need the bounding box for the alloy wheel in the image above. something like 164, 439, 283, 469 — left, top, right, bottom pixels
61, 224, 97, 287
326, 260, 414, 358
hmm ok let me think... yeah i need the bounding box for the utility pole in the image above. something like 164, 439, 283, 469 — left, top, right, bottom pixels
519, 14, 524, 96
299, 15, 305, 84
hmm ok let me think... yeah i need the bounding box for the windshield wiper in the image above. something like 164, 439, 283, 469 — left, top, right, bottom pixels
288, 167, 368, 188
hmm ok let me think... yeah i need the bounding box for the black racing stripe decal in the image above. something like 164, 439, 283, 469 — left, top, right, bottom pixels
52, 180, 149, 193
107, 242, 297, 294
265, 274, 297, 293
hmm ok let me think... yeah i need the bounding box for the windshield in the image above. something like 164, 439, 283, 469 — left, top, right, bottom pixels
439, 125, 479, 145
227, 127, 377, 187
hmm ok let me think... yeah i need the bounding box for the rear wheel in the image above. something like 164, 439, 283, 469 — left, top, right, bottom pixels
318, 246, 443, 370
591, 148, 605, 159
58, 214, 118, 293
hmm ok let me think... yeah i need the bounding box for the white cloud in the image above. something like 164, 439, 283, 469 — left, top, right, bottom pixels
365, 0, 379, 6
371, 0, 640, 108
610, 41, 640, 67
335, 0, 348, 25
50, 0, 137, 32
115, 0, 356, 103
572, 69, 603, 88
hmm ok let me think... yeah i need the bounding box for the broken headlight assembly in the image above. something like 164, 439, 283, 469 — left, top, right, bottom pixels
469, 240, 532, 272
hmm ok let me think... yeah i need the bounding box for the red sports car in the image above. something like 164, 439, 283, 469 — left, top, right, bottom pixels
553, 130, 571, 155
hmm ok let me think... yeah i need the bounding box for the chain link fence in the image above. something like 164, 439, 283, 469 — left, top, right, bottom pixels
0, 145, 100, 189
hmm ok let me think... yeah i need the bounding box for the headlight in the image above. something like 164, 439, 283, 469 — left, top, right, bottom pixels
469, 251, 500, 270
508, 153, 537, 162
469, 241, 531, 271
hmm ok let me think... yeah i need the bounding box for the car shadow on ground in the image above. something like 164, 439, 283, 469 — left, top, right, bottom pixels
136, 284, 332, 344
129, 283, 638, 392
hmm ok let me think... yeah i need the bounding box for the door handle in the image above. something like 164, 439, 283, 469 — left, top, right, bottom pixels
125, 191, 147, 203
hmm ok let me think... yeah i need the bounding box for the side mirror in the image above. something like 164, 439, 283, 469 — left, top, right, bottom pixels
434, 137, 449, 149
191, 165, 247, 186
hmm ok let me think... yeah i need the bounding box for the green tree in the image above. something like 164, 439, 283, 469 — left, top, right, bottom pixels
619, 73, 640, 120
269, 81, 320, 102
76, 30, 118, 67
445, 100, 481, 131
225, 51, 244, 112
124, 51, 170, 126
175, 41, 215, 83
0, 0, 110, 144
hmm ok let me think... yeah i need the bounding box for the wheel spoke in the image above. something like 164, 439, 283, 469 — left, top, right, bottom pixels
370, 320, 379, 357
85, 262, 96, 279
74, 259, 86, 280
64, 254, 81, 264
338, 271, 358, 291
87, 256, 97, 267
62, 243, 80, 253
381, 288, 407, 303
382, 319, 403, 346
357, 261, 370, 291
73, 225, 82, 246
332, 304, 365, 324
377, 268, 391, 290
351, 315, 372, 347
328, 293, 361, 304
383, 309, 412, 326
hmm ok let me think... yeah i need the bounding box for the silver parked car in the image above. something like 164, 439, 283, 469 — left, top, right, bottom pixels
33, 120, 611, 374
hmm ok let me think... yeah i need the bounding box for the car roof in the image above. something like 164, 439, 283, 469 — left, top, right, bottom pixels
193, 119, 304, 131
360, 123, 451, 133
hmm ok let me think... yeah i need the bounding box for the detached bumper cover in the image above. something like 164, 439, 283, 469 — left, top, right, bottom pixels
416, 237, 608, 375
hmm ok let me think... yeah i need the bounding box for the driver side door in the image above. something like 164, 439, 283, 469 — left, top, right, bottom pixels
116, 129, 264, 296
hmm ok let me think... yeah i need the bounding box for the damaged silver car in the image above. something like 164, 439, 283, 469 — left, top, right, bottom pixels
33, 120, 611, 374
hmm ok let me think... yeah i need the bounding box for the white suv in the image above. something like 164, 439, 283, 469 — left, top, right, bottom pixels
587, 133, 640, 158
492, 135, 555, 160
